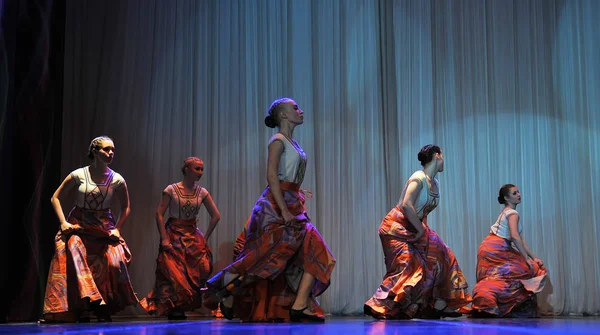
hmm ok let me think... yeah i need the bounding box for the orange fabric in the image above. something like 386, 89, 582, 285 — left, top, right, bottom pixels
205, 181, 335, 322
140, 218, 213, 316
232, 220, 249, 261
364, 207, 471, 319
42, 207, 139, 321
471, 233, 547, 317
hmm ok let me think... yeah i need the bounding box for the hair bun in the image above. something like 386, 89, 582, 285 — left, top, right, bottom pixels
264, 115, 277, 128
497, 195, 504, 204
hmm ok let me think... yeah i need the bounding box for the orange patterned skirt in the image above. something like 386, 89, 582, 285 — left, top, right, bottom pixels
471, 233, 547, 317
204, 181, 336, 322
140, 218, 213, 316
364, 207, 471, 319
42, 207, 139, 321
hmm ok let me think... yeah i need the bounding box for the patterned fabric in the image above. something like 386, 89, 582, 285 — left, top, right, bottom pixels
396, 170, 439, 220
70, 167, 125, 210
471, 233, 547, 317
364, 206, 471, 319
490, 208, 522, 240
140, 218, 213, 316
232, 220, 249, 261
270, 133, 308, 185
140, 184, 213, 316
42, 207, 139, 321
165, 184, 207, 219
204, 181, 336, 322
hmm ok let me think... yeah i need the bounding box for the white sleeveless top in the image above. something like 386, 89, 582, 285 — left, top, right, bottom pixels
70, 167, 125, 210
269, 133, 308, 185
396, 170, 439, 220
163, 184, 209, 219
490, 208, 521, 239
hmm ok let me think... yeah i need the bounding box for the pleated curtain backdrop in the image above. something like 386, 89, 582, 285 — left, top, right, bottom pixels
60, 0, 599, 315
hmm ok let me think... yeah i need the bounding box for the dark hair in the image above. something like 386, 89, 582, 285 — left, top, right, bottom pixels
498, 184, 517, 204
264, 97, 292, 128
87, 136, 113, 160
181, 157, 203, 175
417, 144, 441, 167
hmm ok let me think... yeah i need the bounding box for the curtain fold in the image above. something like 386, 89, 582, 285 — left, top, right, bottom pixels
61, 0, 599, 315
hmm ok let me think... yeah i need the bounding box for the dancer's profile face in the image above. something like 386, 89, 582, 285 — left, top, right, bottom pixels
435, 151, 444, 172
280, 100, 304, 125
185, 160, 204, 181
96, 140, 115, 164
505, 187, 521, 205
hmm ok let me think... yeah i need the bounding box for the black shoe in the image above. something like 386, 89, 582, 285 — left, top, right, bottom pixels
440, 310, 462, 318
219, 301, 234, 320
431, 302, 462, 319
38, 318, 64, 324
77, 310, 91, 323
167, 310, 187, 320
290, 307, 325, 322
93, 305, 112, 322
96, 315, 112, 322
470, 310, 496, 318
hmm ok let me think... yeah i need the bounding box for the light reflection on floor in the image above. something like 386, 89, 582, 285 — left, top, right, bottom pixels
1, 316, 598, 335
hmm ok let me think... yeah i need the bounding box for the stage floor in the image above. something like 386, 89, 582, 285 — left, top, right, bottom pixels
1, 316, 599, 335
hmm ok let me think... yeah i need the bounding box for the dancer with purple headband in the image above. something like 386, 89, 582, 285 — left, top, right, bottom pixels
204, 98, 336, 322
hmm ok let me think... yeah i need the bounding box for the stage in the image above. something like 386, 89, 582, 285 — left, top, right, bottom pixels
1, 316, 598, 335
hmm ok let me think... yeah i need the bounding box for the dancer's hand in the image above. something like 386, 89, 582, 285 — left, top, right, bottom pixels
60, 221, 80, 234
407, 229, 425, 243
160, 238, 173, 250
527, 259, 535, 272
533, 258, 544, 267
108, 229, 121, 241
282, 210, 297, 225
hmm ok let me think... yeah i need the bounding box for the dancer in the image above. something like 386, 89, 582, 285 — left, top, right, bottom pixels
41, 136, 138, 323
364, 145, 471, 319
471, 184, 547, 318
204, 98, 336, 322
141, 157, 221, 320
